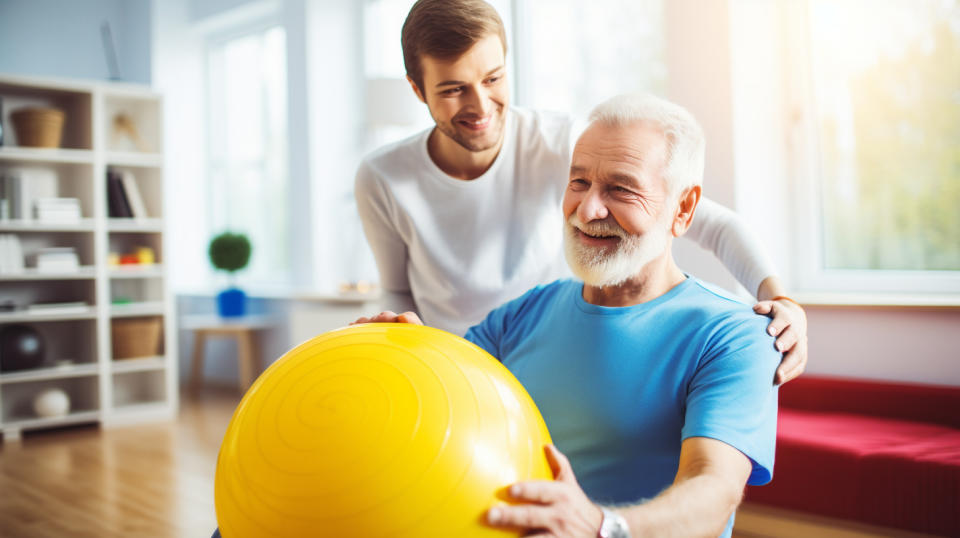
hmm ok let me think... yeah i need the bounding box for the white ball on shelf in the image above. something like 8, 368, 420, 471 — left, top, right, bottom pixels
33, 388, 71, 418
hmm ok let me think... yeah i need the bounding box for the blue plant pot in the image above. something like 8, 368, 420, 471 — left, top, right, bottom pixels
217, 288, 246, 318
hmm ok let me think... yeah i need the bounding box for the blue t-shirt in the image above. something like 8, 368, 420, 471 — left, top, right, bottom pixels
464, 277, 780, 537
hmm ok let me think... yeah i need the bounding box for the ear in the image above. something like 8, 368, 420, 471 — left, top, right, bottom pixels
406, 75, 427, 104
671, 185, 702, 237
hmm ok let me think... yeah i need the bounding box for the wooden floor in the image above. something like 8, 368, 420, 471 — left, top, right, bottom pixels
0, 387, 240, 538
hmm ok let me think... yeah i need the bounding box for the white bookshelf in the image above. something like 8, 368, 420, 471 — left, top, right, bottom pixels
0, 74, 176, 441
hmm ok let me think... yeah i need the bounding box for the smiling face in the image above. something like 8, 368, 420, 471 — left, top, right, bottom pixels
410, 33, 509, 155
562, 120, 677, 287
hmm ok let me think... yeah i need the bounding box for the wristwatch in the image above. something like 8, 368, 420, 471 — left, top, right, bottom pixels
598, 507, 631, 538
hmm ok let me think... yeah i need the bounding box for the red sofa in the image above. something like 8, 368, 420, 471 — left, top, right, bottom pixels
745, 375, 960, 536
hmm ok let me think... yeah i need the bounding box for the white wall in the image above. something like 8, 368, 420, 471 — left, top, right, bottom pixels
152, 0, 210, 291
663, 0, 748, 297
303, 0, 365, 292
0, 0, 152, 84
804, 306, 960, 386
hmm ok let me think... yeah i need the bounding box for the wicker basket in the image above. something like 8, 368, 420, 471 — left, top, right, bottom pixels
111, 317, 163, 359
10, 107, 65, 148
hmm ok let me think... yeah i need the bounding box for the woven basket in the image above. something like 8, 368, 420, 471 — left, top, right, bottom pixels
111, 317, 163, 359
11, 107, 65, 148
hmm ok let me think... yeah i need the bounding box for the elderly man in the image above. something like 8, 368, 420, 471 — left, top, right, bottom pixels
358, 93, 780, 537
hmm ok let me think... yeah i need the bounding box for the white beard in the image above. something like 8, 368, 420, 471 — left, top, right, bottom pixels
563, 213, 670, 288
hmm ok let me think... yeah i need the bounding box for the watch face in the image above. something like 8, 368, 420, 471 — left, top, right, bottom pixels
599, 508, 630, 538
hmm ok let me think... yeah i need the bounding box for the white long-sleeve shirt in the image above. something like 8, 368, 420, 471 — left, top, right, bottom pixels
355, 107, 776, 336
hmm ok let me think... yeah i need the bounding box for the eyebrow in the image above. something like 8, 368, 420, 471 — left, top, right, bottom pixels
570, 165, 641, 188
434, 66, 504, 88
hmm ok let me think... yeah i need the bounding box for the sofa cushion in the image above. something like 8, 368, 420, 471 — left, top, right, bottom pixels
747, 408, 960, 536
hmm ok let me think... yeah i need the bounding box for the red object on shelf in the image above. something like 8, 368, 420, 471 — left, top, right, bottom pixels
119, 254, 140, 265
746, 375, 960, 536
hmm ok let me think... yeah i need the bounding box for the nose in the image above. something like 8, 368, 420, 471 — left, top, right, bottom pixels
465, 84, 492, 116
576, 187, 609, 223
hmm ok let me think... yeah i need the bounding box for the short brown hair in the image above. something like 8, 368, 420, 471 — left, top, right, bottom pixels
401, 0, 507, 92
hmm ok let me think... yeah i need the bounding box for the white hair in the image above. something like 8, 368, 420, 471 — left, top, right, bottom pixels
588, 93, 705, 194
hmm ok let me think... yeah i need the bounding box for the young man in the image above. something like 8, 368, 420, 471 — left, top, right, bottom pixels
358, 93, 780, 537
355, 0, 806, 383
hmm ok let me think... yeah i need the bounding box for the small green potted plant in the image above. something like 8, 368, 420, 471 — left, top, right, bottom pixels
208, 231, 252, 317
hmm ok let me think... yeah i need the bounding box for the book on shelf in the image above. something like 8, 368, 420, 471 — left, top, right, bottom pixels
107, 168, 133, 218
121, 170, 149, 219
27, 301, 90, 315
34, 197, 82, 223
1, 172, 20, 220
0, 234, 25, 274
0, 168, 8, 220
35, 247, 80, 273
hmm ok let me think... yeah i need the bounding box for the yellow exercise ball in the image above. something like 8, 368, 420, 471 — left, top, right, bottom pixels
215, 323, 553, 537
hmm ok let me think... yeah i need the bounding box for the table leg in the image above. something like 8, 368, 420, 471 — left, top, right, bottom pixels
238, 331, 256, 391
190, 331, 207, 392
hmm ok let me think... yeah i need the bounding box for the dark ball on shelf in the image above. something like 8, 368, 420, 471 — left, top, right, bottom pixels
0, 324, 46, 372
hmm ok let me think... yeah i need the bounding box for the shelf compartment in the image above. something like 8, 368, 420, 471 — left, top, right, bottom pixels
111, 370, 166, 408
108, 231, 163, 266
111, 276, 164, 307
0, 161, 96, 219
0, 80, 93, 150
0, 318, 98, 370
103, 94, 161, 154
0, 279, 96, 312
1, 376, 99, 423
111, 315, 164, 360
103, 165, 163, 219
0, 363, 99, 384
11, 231, 96, 272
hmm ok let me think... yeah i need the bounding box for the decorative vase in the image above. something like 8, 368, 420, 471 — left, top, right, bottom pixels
217, 287, 246, 317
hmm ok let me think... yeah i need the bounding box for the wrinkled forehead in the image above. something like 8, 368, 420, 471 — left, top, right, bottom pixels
571, 121, 669, 177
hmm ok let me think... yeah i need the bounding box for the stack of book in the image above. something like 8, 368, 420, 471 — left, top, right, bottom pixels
107, 169, 149, 219
35, 247, 80, 273
27, 301, 90, 315
0, 234, 25, 274
0, 168, 58, 221
34, 197, 82, 223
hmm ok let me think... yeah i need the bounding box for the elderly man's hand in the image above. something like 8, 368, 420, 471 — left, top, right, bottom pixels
350, 310, 423, 326
753, 298, 807, 385
485, 444, 603, 537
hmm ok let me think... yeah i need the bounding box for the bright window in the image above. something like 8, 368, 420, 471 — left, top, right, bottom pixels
512, 0, 666, 117
796, 0, 960, 289
206, 25, 288, 286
